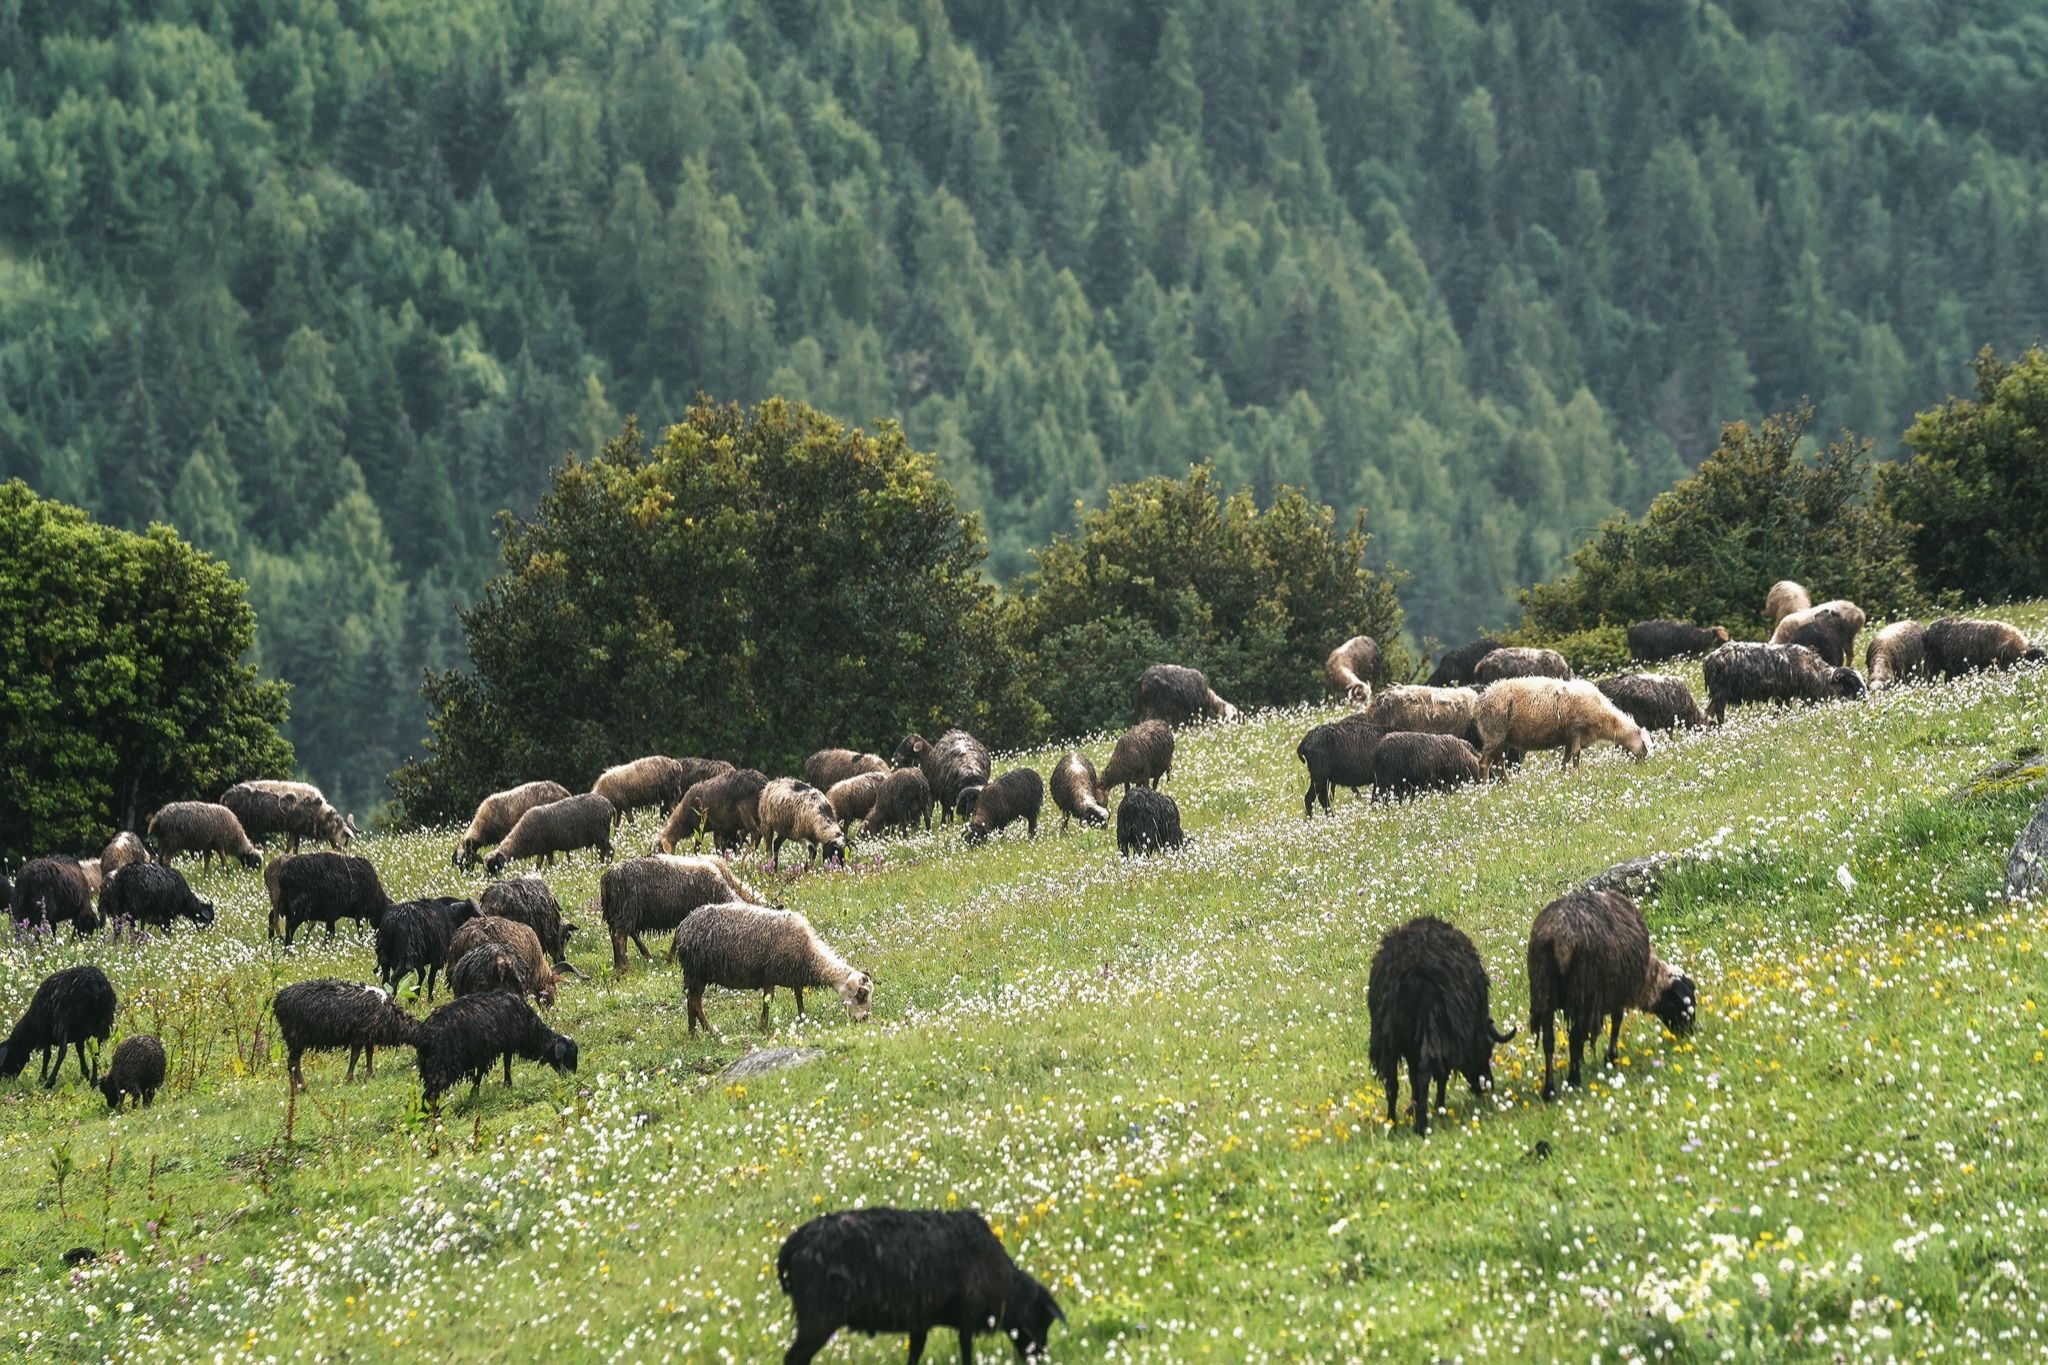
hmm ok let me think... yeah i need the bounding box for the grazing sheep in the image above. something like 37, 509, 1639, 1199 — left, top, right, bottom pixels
449, 942, 533, 999
1866, 620, 1930, 687
1923, 618, 2045, 678
146, 802, 262, 870
485, 792, 616, 875
1626, 620, 1730, 663
1764, 580, 1812, 630
1364, 684, 1483, 746
1368, 917, 1517, 1135
272, 852, 393, 945
478, 875, 577, 966
1701, 641, 1865, 723
376, 897, 481, 999
756, 779, 849, 870
1472, 646, 1575, 686
0, 966, 116, 1089
1527, 890, 1696, 1098
1134, 663, 1237, 726
1099, 720, 1175, 793
9, 857, 98, 935
589, 755, 695, 827
447, 917, 557, 1006
804, 749, 890, 791
862, 768, 934, 838
600, 853, 771, 972
1296, 715, 1391, 817
1473, 677, 1649, 777
100, 831, 150, 877
99, 862, 215, 931
1427, 637, 1504, 687
221, 780, 357, 853
1324, 635, 1382, 702
1772, 600, 1865, 663
964, 769, 1044, 846
97, 1035, 166, 1111
271, 982, 417, 1088
778, 1207, 1065, 1365
1050, 751, 1109, 831
1594, 674, 1709, 732
452, 779, 574, 868
415, 991, 578, 1113
1116, 787, 1184, 856
656, 769, 770, 854
672, 903, 872, 1036
825, 771, 888, 825
1371, 733, 1484, 802
891, 731, 993, 823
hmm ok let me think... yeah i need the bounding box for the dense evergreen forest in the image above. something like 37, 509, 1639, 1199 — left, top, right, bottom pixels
4, 0, 2047, 808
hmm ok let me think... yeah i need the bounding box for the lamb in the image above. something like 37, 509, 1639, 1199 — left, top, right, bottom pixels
862, 768, 934, 838
756, 779, 849, 869
452, 779, 574, 868
449, 942, 534, 999
447, 917, 558, 1005
1626, 619, 1730, 663
1922, 617, 2045, 678
1763, 579, 1812, 630
1594, 674, 1710, 732
1427, 637, 1504, 687
1099, 720, 1174, 793
1364, 684, 1483, 746
484, 792, 616, 875
0, 966, 116, 1089
964, 769, 1044, 846
1527, 889, 1696, 1097
1324, 634, 1382, 702
220, 780, 357, 852
98, 862, 216, 931
825, 771, 889, 825
777, 1207, 1065, 1365
1133, 663, 1237, 726
146, 802, 262, 870
1371, 733, 1484, 802
97, 1035, 166, 1111
9, 857, 98, 935
414, 991, 578, 1113
1866, 620, 1931, 687
100, 831, 150, 877
1367, 917, 1517, 1135
376, 897, 481, 999
591, 755, 695, 826
671, 903, 873, 1035
600, 853, 772, 972
1472, 677, 1649, 777
1701, 641, 1865, 723
271, 851, 393, 945
1050, 751, 1109, 831
804, 749, 890, 791
271, 980, 420, 1088
478, 875, 577, 966
1296, 715, 1391, 817
1471, 646, 1575, 686
655, 769, 770, 854
1116, 787, 1184, 856
1772, 599, 1866, 663
891, 731, 993, 823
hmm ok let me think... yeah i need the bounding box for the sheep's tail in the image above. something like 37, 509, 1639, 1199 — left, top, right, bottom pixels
1294, 738, 1310, 766
1526, 932, 1565, 1034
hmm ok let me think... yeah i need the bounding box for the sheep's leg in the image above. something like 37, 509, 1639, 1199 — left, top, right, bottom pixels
365, 1046, 375, 1079
759, 989, 774, 1032
687, 985, 712, 1037
1407, 1050, 1429, 1135
1562, 738, 1581, 770
1606, 1012, 1624, 1066
288, 1048, 304, 1090
1540, 1018, 1556, 1100
1433, 1069, 1447, 1114
346, 1047, 360, 1082
85, 1037, 101, 1085
503, 1051, 513, 1086
1303, 783, 1317, 820
905, 1328, 928, 1362
1566, 1026, 1587, 1090
426, 965, 438, 1001
953, 1327, 973, 1364
783, 1319, 835, 1365
1026, 812, 1037, 838
1383, 1068, 1400, 1127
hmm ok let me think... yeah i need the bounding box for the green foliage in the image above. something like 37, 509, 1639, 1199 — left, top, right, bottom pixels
390, 403, 1017, 825
0, 481, 291, 861
1003, 465, 1405, 738
1881, 345, 2048, 603
1518, 408, 1919, 636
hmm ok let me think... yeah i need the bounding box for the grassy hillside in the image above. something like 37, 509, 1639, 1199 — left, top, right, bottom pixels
4, 607, 2048, 1359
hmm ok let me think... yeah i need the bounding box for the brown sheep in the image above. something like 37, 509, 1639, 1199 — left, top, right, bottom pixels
602, 853, 770, 972
1134, 664, 1237, 726
862, 768, 934, 838
1763, 580, 1812, 631
100, 832, 150, 877
447, 917, 557, 1006
1098, 720, 1174, 793
1594, 674, 1709, 732
1472, 678, 1649, 778
1923, 618, 2044, 677
803, 749, 889, 791
824, 771, 888, 825
655, 769, 770, 855
453, 780, 573, 869
147, 802, 262, 870
591, 756, 694, 826
1866, 620, 1930, 687
756, 779, 849, 870
1772, 599, 1866, 664
1471, 647, 1574, 686
1050, 752, 1109, 831
890, 731, 992, 823
1364, 684, 1483, 745
484, 793, 616, 875
1527, 890, 1695, 1097
1323, 635, 1381, 703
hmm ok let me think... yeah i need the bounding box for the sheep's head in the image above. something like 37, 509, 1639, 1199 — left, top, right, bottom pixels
73, 908, 102, 937
838, 972, 873, 1021
1003, 1270, 1065, 1358
890, 734, 929, 767
188, 898, 216, 928
97, 1075, 124, 1109
820, 837, 847, 866
545, 1034, 578, 1074
1212, 697, 1239, 722
2024, 647, 2046, 665
484, 851, 511, 876
1712, 626, 1731, 643
963, 821, 991, 847
1830, 667, 1868, 700
1622, 724, 1651, 761
236, 851, 262, 870
1651, 971, 1697, 1038
1346, 682, 1370, 704
0, 1043, 20, 1080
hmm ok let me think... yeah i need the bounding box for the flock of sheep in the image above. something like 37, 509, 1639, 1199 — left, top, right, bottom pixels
3, 579, 2041, 1361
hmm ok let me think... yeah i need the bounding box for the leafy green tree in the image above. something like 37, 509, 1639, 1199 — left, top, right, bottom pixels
0, 481, 292, 861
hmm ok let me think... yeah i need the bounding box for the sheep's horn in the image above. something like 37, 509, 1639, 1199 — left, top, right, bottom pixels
555, 961, 589, 980
1491, 1024, 1519, 1044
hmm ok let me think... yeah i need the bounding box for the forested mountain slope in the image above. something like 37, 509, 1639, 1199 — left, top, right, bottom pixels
4, 0, 2045, 805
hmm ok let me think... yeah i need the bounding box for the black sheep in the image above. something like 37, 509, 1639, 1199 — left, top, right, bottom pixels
415, 991, 578, 1113
375, 897, 481, 999
479, 875, 577, 966
964, 769, 1044, 846
1426, 637, 1503, 687
1702, 642, 1864, 722
1595, 674, 1710, 732
1116, 787, 1183, 856
1779, 615, 1846, 666
862, 768, 934, 838
1371, 732, 1484, 801
98, 1035, 167, 1110
9, 856, 97, 936
0, 966, 116, 1089
778, 1207, 1065, 1364
892, 730, 992, 824
271, 979, 420, 1088
1923, 618, 2045, 677
1367, 917, 1516, 1135
1528, 890, 1696, 1098
1625, 619, 1730, 663
271, 851, 394, 945
99, 862, 215, 932
1295, 715, 1390, 817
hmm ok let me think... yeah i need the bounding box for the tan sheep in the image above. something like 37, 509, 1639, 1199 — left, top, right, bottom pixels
1472, 677, 1649, 778
803, 749, 890, 791
603, 853, 771, 972
671, 903, 873, 1035
1364, 684, 1483, 743
147, 802, 262, 870
1323, 635, 1381, 703
591, 757, 692, 826
100, 832, 150, 877
755, 779, 848, 870
453, 780, 573, 869
1763, 580, 1811, 631
1866, 621, 1929, 687
1771, 599, 1866, 664
825, 771, 888, 825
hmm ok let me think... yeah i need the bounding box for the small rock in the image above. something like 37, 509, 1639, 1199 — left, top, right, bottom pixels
1578, 854, 1685, 898
1952, 755, 2048, 802
2007, 792, 2048, 901
721, 1046, 824, 1080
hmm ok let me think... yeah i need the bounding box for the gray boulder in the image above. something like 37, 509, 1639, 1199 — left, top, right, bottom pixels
2007, 793, 2048, 901
721, 1046, 824, 1079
